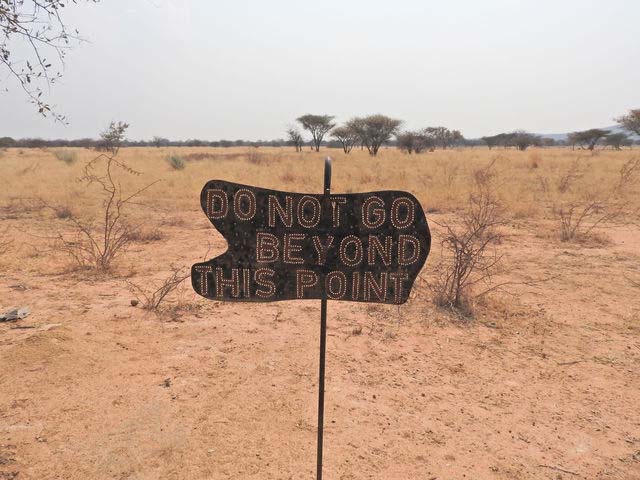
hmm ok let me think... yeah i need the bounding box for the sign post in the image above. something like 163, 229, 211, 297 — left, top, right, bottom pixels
316, 157, 331, 480
192, 156, 431, 478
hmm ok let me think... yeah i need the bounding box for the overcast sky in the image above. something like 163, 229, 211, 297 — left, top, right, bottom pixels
1, 0, 639, 140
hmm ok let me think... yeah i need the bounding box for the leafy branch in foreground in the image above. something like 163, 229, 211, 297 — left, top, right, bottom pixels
0, 0, 99, 121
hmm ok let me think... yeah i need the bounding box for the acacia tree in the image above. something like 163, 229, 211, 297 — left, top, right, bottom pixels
0, 136, 16, 147
604, 132, 631, 150
330, 125, 358, 153
482, 131, 538, 150
481, 135, 500, 149
347, 115, 402, 156
495, 133, 514, 148
296, 114, 335, 152
422, 127, 463, 149
152, 136, 170, 148
396, 130, 433, 154
396, 131, 418, 154
451, 130, 464, 147
1, 0, 98, 121
616, 109, 640, 136
568, 129, 609, 151
97, 121, 129, 154
424, 127, 447, 149
286, 127, 304, 152
420, 127, 465, 149
511, 131, 540, 151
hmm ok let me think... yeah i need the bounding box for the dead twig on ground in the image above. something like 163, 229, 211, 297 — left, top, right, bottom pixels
0, 232, 12, 257
626, 273, 640, 288
537, 464, 580, 477
127, 266, 190, 312
556, 360, 584, 366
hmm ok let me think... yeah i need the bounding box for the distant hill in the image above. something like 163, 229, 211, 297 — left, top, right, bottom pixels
535, 125, 640, 141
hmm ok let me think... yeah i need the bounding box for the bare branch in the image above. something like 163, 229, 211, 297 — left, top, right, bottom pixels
127, 266, 190, 312
48, 121, 158, 271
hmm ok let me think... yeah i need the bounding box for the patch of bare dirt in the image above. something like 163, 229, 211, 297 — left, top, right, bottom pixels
1, 188, 639, 479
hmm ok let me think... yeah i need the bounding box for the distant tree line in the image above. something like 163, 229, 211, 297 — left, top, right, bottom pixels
481, 131, 546, 150
481, 130, 637, 152
2, 109, 638, 152
397, 127, 465, 153
476, 110, 640, 151
285, 109, 640, 155
480, 130, 634, 151
0, 136, 295, 149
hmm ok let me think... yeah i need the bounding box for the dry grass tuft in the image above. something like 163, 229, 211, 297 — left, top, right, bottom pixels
427, 162, 507, 316
2, 145, 640, 313
17, 161, 40, 176
53, 204, 74, 219
247, 150, 267, 165
280, 171, 296, 184
0, 232, 12, 257
3, 197, 45, 218
165, 153, 186, 170
183, 152, 217, 161
52, 149, 77, 165
127, 266, 190, 313
551, 158, 640, 241
129, 226, 164, 243
527, 151, 542, 169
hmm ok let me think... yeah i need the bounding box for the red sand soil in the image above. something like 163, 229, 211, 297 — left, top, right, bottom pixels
1, 211, 639, 479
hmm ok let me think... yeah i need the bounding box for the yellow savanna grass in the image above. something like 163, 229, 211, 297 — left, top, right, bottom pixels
1, 145, 639, 231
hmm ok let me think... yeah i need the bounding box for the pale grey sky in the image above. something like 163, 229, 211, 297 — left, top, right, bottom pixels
1, 0, 639, 140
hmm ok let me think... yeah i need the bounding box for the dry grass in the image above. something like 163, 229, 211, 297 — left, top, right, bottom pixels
0, 232, 12, 257
165, 153, 186, 170
426, 160, 507, 316
129, 225, 164, 243
2, 146, 638, 219
551, 157, 640, 241
2, 146, 640, 479
40, 144, 160, 272
1, 145, 639, 277
51, 148, 77, 165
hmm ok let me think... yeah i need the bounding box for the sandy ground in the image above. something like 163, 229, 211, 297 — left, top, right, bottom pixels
1, 205, 640, 479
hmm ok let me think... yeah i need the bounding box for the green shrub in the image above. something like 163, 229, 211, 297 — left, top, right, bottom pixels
52, 149, 77, 165
166, 154, 185, 170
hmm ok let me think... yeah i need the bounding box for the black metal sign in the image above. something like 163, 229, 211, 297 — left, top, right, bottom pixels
191, 159, 430, 480
191, 180, 430, 304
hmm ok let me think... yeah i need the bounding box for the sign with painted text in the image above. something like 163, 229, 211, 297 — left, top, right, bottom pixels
191, 180, 430, 304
